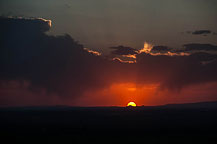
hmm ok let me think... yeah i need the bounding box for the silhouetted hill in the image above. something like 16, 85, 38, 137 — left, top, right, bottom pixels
1, 101, 217, 143
162, 101, 217, 109
1, 101, 217, 111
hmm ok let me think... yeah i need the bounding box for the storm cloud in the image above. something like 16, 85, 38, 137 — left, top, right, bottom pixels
0, 16, 117, 100
1, 16, 217, 106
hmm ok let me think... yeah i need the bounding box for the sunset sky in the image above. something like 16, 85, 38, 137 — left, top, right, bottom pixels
0, 0, 217, 106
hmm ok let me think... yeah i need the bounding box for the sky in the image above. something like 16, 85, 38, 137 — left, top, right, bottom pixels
1, 0, 217, 51
0, 0, 217, 106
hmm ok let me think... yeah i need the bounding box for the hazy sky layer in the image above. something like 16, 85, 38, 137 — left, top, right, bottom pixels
1, 0, 217, 51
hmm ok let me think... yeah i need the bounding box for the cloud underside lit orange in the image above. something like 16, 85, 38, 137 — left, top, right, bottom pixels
1, 17, 217, 107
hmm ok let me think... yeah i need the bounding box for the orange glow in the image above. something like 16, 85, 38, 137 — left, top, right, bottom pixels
138, 42, 153, 54
112, 57, 136, 63
36, 18, 52, 27
137, 42, 190, 56
84, 48, 101, 56
73, 82, 217, 107
127, 87, 137, 92
150, 51, 190, 56
127, 102, 137, 107
122, 54, 137, 59
108, 83, 159, 106
74, 82, 160, 106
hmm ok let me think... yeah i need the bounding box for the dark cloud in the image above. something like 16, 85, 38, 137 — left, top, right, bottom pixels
136, 52, 217, 89
183, 43, 217, 51
186, 30, 217, 36
0, 16, 118, 100
192, 30, 211, 35
0, 16, 51, 33
1, 16, 217, 106
110, 45, 138, 55
150, 46, 171, 53
189, 52, 217, 62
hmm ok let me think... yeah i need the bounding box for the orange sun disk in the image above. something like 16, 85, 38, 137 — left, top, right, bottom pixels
127, 102, 137, 107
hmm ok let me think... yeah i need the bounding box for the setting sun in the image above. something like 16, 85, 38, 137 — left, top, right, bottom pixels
127, 102, 137, 107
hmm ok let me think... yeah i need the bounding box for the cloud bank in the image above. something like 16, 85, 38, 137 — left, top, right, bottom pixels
1, 16, 217, 106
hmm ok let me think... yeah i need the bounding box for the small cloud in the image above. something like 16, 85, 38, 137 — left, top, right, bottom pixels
186, 30, 217, 36
192, 30, 211, 35
84, 48, 101, 56
138, 43, 189, 56
110, 45, 138, 55
122, 54, 137, 59
151, 46, 171, 53
112, 57, 136, 63
138, 42, 154, 54
213, 32, 217, 35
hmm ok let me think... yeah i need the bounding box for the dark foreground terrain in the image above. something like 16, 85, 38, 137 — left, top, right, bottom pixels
1, 101, 217, 143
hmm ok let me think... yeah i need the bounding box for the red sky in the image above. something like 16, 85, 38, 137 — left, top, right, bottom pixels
0, 17, 217, 107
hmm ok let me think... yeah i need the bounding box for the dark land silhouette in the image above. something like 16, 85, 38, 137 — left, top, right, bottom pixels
1, 101, 217, 143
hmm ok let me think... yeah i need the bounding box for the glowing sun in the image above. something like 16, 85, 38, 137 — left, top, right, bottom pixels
127, 102, 137, 107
